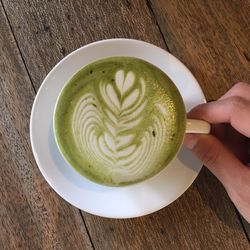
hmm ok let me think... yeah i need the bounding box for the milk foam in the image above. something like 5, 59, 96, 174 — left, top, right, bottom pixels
71, 70, 169, 183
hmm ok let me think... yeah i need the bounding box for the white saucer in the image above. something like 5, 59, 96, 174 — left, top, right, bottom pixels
30, 39, 206, 218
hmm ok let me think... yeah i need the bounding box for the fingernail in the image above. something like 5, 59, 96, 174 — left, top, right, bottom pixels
184, 134, 198, 150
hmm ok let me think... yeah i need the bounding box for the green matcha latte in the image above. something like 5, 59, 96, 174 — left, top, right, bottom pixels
54, 57, 186, 186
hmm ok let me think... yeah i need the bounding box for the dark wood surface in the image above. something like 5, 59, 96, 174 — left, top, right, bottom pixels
0, 0, 249, 249
149, 0, 250, 101
0, 2, 93, 250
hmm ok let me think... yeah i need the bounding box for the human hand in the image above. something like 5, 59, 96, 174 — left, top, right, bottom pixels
184, 82, 250, 223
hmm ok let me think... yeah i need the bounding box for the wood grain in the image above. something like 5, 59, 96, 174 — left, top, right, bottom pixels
85, 168, 249, 249
149, 0, 250, 101
2, 0, 166, 91
0, 3, 93, 249
1, 0, 249, 249
148, 0, 250, 240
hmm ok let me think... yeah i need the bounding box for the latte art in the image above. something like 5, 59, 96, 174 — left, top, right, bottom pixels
72, 70, 168, 182
54, 57, 185, 186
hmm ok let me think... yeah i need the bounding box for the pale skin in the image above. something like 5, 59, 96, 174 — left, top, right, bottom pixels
184, 82, 250, 223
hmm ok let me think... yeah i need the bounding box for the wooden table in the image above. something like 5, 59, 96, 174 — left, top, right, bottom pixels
1, 1, 250, 249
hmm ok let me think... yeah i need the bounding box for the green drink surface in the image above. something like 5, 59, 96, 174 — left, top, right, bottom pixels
54, 57, 186, 186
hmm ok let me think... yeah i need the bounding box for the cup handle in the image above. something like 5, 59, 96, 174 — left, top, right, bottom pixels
186, 119, 211, 134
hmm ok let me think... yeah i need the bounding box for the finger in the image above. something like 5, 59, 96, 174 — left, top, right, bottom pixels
226, 125, 248, 144
248, 139, 250, 162
219, 82, 250, 101
188, 97, 250, 137
224, 126, 249, 164
211, 123, 226, 140
210, 125, 249, 164
184, 133, 247, 190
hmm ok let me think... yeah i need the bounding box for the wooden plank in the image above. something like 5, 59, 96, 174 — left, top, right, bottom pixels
0, 3, 93, 249
149, 0, 250, 100
149, 0, 250, 240
2, 0, 249, 249
2, 0, 166, 90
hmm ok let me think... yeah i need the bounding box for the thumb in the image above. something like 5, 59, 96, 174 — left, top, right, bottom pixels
184, 133, 246, 190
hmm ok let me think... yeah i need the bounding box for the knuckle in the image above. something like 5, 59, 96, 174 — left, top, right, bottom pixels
192, 139, 221, 167
201, 148, 220, 167
234, 82, 248, 89
229, 96, 246, 110
231, 82, 250, 96
230, 82, 249, 95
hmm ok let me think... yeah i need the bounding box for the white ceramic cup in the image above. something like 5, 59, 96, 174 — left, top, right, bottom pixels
53, 55, 210, 187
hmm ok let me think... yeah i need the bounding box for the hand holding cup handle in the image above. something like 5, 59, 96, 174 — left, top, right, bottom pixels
184, 82, 250, 223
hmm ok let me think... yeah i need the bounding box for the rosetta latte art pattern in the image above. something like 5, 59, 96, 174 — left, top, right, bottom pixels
71, 70, 169, 183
